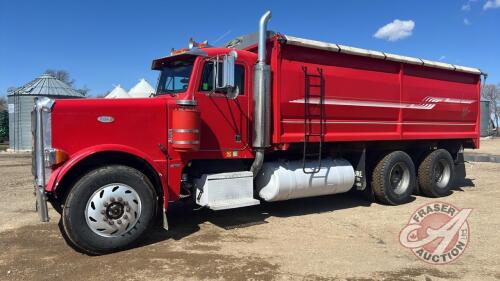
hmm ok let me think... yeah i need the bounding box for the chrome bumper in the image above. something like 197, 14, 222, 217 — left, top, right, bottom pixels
32, 97, 55, 222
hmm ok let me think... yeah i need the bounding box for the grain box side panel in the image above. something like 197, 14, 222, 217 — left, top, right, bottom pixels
277, 44, 402, 143
401, 64, 480, 140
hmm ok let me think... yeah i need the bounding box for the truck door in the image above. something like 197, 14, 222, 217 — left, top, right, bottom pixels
194, 60, 250, 152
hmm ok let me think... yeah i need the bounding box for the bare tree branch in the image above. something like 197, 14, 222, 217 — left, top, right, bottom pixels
76, 85, 90, 97
44, 69, 90, 96
44, 69, 75, 86
481, 84, 500, 135
0, 97, 6, 111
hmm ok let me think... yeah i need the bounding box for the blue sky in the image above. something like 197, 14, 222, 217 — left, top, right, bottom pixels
1, 0, 499, 97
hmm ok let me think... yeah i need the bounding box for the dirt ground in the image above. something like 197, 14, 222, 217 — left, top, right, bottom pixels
466, 138, 500, 156
0, 150, 499, 281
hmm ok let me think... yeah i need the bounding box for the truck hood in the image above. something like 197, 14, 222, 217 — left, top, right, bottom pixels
50, 98, 168, 160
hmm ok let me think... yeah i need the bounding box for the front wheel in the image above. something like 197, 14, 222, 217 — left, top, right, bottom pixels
62, 165, 156, 255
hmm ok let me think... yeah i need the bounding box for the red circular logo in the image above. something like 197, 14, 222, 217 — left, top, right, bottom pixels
399, 202, 472, 264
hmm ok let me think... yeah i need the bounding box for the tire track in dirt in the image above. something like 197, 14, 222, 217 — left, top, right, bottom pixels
0, 223, 279, 281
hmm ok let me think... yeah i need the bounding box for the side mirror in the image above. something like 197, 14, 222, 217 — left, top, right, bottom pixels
222, 51, 236, 88
213, 51, 238, 98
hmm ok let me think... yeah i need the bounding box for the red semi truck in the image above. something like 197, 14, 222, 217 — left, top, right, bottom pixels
32, 11, 483, 254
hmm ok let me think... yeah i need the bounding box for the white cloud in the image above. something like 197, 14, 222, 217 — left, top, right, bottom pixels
463, 18, 471, 25
462, 0, 479, 11
374, 19, 415, 42
484, 0, 500, 9
439, 56, 446, 61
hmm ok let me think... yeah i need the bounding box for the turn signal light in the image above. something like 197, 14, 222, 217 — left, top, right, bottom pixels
44, 148, 68, 168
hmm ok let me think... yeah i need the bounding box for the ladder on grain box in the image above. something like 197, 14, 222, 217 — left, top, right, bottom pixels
302, 66, 325, 174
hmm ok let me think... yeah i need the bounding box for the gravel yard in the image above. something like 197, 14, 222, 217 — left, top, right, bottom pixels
0, 144, 499, 281
467, 138, 500, 156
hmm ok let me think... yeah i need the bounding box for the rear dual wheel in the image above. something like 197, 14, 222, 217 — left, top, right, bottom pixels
417, 149, 454, 197
371, 151, 416, 205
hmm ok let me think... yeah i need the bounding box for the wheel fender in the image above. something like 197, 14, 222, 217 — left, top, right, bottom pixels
47, 145, 167, 201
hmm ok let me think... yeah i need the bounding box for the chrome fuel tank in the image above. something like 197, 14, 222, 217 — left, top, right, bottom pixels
256, 158, 355, 202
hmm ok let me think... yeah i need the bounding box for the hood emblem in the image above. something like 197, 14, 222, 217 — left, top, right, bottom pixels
97, 116, 114, 123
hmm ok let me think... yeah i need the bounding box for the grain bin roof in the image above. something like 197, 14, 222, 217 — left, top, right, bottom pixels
105, 85, 130, 98
128, 79, 154, 98
7, 74, 85, 97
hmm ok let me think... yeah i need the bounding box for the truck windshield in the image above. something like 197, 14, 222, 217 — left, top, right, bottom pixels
156, 57, 195, 95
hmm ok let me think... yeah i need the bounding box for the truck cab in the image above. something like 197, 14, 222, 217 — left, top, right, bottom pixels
32, 41, 265, 254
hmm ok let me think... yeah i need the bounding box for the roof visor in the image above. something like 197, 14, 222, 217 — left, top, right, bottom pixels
151, 48, 208, 70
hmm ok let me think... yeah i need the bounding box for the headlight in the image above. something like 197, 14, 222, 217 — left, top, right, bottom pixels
44, 148, 68, 167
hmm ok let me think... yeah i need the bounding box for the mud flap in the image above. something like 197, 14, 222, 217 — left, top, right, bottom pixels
454, 152, 467, 181
162, 207, 169, 231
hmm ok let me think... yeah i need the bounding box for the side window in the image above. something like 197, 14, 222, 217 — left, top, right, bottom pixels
199, 62, 245, 95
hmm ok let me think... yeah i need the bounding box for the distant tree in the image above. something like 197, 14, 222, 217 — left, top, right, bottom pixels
77, 85, 90, 97
95, 90, 110, 98
0, 107, 8, 141
44, 69, 90, 97
45, 69, 75, 86
481, 84, 500, 136
0, 96, 6, 111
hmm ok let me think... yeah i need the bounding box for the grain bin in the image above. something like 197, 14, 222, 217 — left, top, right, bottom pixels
480, 100, 491, 137
7, 74, 84, 151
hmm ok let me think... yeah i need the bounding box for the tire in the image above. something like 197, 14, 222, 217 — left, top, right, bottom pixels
62, 165, 156, 255
371, 151, 416, 205
418, 149, 454, 198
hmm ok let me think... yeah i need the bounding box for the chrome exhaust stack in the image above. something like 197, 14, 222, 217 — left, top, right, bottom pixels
250, 10, 272, 177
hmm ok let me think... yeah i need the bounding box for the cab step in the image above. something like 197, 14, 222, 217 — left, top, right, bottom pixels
195, 171, 260, 210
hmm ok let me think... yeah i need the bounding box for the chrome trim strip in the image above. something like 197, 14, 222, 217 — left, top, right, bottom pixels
176, 99, 197, 106
171, 128, 200, 133
171, 140, 200, 145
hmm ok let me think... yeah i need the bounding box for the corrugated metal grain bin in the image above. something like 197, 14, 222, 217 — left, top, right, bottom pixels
7, 74, 84, 151
480, 100, 491, 137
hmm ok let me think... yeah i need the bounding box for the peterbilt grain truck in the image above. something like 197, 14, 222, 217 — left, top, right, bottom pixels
32, 11, 483, 254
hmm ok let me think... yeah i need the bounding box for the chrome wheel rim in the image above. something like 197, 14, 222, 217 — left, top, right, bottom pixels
85, 183, 142, 237
389, 162, 410, 195
434, 159, 451, 189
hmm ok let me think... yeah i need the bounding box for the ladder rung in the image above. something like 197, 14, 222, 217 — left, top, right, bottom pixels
303, 65, 325, 175
304, 153, 321, 156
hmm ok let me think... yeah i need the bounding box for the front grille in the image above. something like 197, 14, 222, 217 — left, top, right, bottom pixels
33, 97, 54, 222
